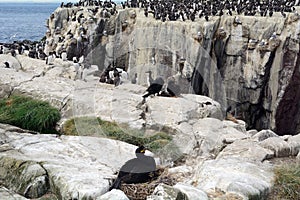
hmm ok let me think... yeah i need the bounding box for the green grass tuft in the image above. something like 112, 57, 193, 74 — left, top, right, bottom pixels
0, 95, 61, 134
62, 116, 173, 151
269, 163, 300, 199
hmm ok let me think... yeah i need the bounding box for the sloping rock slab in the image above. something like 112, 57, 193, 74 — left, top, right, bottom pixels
96, 189, 129, 200
217, 139, 274, 162
192, 158, 274, 199
0, 187, 28, 200
259, 137, 291, 157
145, 94, 222, 130
252, 130, 279, 142
173, 183, 208, 200
0, 125, 138, 199
0, 157, 48, 198
287, 134, 300, 156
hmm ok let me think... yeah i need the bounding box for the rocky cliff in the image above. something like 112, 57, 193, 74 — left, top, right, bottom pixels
1, 6, 300, 198
45, 6, 300, 135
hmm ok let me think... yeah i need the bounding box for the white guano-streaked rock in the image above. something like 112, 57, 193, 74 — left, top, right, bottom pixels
96, 189, 129, 200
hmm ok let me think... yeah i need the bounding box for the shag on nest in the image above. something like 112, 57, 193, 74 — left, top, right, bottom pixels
109, 146, 157, 190
142, 77, 164, 98
120, 167, 175, 200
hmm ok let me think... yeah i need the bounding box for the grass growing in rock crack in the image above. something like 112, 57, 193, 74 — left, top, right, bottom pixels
269, 162, 300, 199
62, 117, 173, 151
0, 95, 60, 134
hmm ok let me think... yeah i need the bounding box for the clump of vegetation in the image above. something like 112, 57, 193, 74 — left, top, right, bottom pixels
269, 163, 300, 199
62, 117, 173, 151
0, 95, 61, 134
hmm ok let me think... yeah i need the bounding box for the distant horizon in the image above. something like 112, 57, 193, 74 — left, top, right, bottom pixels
0, 0, 77, 3
0, 0, 123, 3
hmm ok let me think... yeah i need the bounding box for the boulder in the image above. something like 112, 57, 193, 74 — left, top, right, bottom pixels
222, 119, 247, 133
252, 130, 279, 142
1, 160, 49, 198
217, 140, 274, 162
191, 118, 248, 156
145, 94, 222, 130
147, 183, 188, 200
97, 189, 129, 200
287, 134, 300, 156
259, 137, 291, 157
247, 129, 258, 136
173, 183, 208, 200
191, 158, 274, 199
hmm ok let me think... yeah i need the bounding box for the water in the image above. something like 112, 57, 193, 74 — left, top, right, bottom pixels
0, 3, 59, 43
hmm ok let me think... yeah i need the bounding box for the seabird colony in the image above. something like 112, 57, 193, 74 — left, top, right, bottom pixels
60, 0, 300, 22
2, 0, 299, 86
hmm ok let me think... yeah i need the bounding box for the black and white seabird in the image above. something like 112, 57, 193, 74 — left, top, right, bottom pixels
143, 77, 164, 98
114, 71, 121, 86
145, 71, 154, 86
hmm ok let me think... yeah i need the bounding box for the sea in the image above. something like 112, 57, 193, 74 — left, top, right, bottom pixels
0, 3, 59, 43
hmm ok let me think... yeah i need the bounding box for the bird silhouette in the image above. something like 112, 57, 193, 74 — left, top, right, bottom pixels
143, 77, 164, 98
109, 146, 156, 190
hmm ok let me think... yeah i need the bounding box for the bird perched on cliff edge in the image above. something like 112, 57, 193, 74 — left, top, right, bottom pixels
109, 145, 156, 190
145, 71, 154, 86
142, 77, 164, 99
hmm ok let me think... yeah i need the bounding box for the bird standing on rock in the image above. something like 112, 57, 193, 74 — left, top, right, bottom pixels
109, 146, 156, 190
143, 77, 164, 99
4, 62, 10, 68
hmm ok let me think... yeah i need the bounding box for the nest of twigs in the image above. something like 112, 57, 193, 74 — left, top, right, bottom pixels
120, 167, 176, 200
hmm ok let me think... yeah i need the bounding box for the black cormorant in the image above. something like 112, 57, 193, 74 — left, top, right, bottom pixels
143, 77, 164, 98
109, 146, 156, 190
4, 62, 10, 68
145, 70, 154, 86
